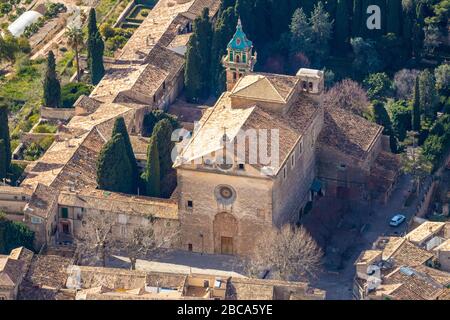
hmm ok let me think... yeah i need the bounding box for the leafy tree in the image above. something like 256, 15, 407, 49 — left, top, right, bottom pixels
244, 225, 322, 281
363, 72, 393, 101
350, 37, 383, 78
87, 8, 105, 85
423, 24, 441, 55
434, 63, 450, 96
0, 103, 10, 180
412, 76, 421, 132
401, 139, 433, 193
153, 119, 174, 180
393, 69, 420, 99
0, 213, 34, 254
141, 136, 160, 198
0, 32, 19, 63
111, 117, 138, 193
96, 133, 134, 194
65, 27, 84, 82
43, 51, 61, 108
61, 83, 92, 108
323, 79, 370, 116
387, 99, 411, 142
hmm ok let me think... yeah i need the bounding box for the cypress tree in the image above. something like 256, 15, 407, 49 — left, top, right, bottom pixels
412, 76, 421, 132
96, 133, 134, 194
152, 119, 174, 180
418, 69, 438, 120
87, 8, 105, 85
386, 0, 401, 35
43, 51, 61, 108
334, 0, 351, 52
371, 100, 397, 152
142, 136, 160, 197
210, 7, 237, 96
184, 9, 213, 102
112, 117, 138, 192
0, 104, 10, 180
352, 0, 363, 37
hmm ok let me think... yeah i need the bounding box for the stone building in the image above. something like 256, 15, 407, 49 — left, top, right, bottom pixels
353, 221, 450, 300
172, 20, 400, 256
3, 1, 398, 259
0, 247, 33, 300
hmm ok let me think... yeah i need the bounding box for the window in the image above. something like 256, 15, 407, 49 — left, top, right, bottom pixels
302, 81, 307, 89
283, 167, 287, 180
291, 154, 295, 167
242, 53, 247, 63
236, 54, 240, 63
188, 243, 193, 251
309, 82, 313, 90
120, 225, 127, 237
22, 196, 26, 201
153, 95, 156, 103
233, 72, 237, 80
187, 200, 193, 208
162, 81, 166, 90
230, 51, 234, 62
31, 216, 42, 224
14, 196, 18, 200
61, 207, 68, 219
298, 140, 303, 158
238, 163, 245, 170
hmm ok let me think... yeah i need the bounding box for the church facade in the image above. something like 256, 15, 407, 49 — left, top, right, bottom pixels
173, 21, 400, 256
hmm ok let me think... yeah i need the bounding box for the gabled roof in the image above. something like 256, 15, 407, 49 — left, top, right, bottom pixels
227, 18, 252, 51
230, 74, 299, 104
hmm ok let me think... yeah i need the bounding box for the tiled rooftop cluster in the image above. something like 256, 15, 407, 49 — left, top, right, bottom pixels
354, 221, 450, 300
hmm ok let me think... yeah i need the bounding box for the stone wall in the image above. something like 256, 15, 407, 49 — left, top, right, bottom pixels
41, 107, 75, 121
272, 109, 323, 226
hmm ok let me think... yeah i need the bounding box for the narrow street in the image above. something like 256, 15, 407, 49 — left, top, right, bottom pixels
310, 174, 427, 299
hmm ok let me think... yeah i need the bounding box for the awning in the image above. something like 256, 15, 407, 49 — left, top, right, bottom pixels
310, 179, 323, 193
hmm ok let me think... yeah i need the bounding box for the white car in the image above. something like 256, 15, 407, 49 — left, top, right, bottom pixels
390, 214, 406, 227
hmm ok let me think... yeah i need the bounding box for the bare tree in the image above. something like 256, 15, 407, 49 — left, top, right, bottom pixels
76, 211, 116, 267
323, 79, 370, 116
394, 69, 420, 100
115, 217, 180, 270
244, 225, 323, 281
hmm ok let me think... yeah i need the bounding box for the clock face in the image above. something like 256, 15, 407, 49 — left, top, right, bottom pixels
236, 38, 241, 45
219, 186, 233, 199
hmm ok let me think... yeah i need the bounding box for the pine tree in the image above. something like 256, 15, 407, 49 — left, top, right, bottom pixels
142, 136, 160, 197
111, 117, 138, 192
87, 8, 105, 85
152, 119, 174, 180
412, 76, 421, 132
43, 51, 61, 108
0, 103, 10, 180
96, 133, 134, 194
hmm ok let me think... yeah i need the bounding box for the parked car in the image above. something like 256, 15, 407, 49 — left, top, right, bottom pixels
390, 214, 406, 227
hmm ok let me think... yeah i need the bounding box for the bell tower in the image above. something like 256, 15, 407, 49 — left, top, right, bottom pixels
222, 18, 257, 91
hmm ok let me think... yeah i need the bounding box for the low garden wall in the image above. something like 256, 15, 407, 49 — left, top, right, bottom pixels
41, 107, 75, 121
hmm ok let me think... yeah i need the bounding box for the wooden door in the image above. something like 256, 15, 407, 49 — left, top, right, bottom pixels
221, 237, 233, 255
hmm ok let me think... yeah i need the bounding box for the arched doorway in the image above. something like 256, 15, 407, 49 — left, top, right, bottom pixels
213, 212, 238, 255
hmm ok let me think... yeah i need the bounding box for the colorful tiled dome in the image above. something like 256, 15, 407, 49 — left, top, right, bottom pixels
227, 18, 253, 51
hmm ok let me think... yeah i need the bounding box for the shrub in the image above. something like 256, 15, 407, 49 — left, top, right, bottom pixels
0, 213, 35, 254
61, 82, 92, 108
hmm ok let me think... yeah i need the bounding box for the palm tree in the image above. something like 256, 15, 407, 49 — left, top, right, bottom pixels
65, 27, 84, 82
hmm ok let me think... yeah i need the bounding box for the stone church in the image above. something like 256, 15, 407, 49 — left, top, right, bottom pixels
173, 19, 400, 256
1, 1, 399, 258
